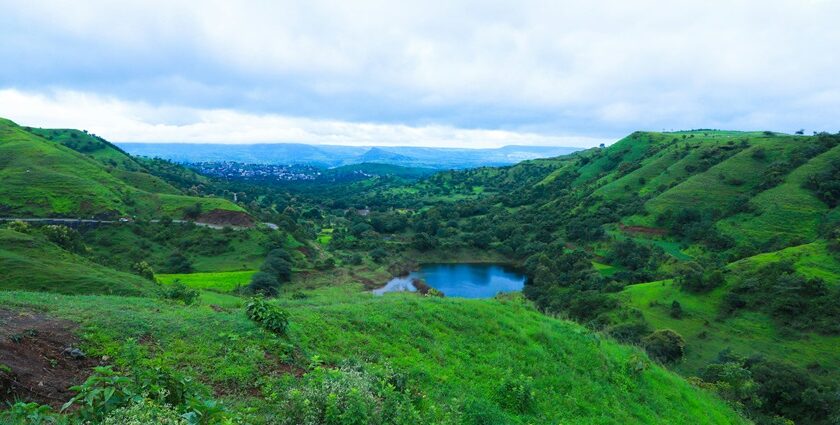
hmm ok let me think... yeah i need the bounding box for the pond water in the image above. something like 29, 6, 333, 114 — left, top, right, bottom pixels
373, 263, 527, 299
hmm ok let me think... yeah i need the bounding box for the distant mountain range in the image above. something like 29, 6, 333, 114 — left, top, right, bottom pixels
116, 143, 582, 169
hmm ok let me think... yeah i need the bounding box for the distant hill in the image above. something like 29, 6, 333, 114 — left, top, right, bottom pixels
117, 142, 581, 169
0, 118, 245, 221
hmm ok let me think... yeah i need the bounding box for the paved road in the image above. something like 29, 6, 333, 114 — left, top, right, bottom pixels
0, 217, 275, 231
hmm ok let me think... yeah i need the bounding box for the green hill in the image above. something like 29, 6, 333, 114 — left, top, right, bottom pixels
0, 118, 244, 220
0, 228, 153, 296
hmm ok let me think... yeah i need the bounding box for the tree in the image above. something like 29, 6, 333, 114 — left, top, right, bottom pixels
249, 272, 280, 296
370, 247, 387, 263
643, 329, 686, 363
261, 255, 292, 283
670, 300, 683, 319
183, 202, 203, 220
163, 252, 193, 274
412, 232, 435, 251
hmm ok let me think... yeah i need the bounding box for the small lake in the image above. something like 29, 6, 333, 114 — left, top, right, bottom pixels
373, 263, 527, 299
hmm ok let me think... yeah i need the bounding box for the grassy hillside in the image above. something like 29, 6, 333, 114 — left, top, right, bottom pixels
0, 228, 153, 296
0, 118, 243, 220
0, 287, 746, 424
621, 277, 840, 385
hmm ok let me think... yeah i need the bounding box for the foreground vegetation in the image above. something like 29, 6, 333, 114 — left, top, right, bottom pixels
0, 287, 745, 424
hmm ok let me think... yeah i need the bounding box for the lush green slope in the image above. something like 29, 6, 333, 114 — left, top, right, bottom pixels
0, 118, 243, 219
0, 228, 153, 296
0, 287, 746, 424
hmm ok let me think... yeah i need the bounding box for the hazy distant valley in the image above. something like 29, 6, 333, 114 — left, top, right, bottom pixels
119, 142, 581, 169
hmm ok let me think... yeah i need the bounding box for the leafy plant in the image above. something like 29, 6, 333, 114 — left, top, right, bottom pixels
494, 373, 536, 413
0, 402, 62, 425
245, 297, 290, 335
61, 366, 137, 421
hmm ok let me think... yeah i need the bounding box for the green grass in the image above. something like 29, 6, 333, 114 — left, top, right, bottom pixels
0, 286, 746, 424
593, 261, 619, 277
0, 228, 154, 296
316, 228, 334, 245
728, 240, 840, 283
158, 270, 257, 292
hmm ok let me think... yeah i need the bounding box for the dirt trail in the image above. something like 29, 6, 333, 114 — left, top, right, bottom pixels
0, 310, 100, 408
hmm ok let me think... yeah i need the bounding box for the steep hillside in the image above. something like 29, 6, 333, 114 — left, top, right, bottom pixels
0, 118, 244, 220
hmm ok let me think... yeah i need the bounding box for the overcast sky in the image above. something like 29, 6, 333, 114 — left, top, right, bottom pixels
1, 0, 838, 148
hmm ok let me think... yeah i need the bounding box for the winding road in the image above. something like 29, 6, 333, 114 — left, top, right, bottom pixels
0, 217, 277, 231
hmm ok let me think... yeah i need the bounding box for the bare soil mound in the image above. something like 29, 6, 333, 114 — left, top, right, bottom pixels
618, 224, 668, 236
0, 310, 100, 408
197, 209, 255, 227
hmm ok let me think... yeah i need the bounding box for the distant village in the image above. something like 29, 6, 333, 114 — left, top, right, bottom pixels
188, 161, 322, 181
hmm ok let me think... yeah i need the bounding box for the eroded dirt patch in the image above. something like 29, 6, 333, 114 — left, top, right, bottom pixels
0, 309, 100, 408
197, 209, 255, 227
618, 224, 668, 236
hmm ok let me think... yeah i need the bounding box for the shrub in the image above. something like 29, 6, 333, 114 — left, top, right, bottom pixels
5, 220, 31, 234
245, 297, 290, 335
276, 364, 422, 425
159, 281, 200, 305
670, 300, 683, 319
41, 224, 85, 253
131, 261, 155, 280
643, 329, 686, 363
606, 321, 650, 344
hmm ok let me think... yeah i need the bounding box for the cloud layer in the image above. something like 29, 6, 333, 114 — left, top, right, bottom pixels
1, 0, 839, 146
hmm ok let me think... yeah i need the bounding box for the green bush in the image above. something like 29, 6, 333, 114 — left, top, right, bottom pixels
643, 329, 686, 363
245, 297, 290, 335
41, 224, 85, 253
131, 261, 156, 280
5, 220, 32, 234
160, 281, 200, 305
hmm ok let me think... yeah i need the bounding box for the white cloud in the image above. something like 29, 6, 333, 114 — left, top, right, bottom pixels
0, 89, 608, 148
1, 0, 839, 138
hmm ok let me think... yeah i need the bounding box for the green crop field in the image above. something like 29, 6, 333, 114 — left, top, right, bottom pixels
158, 270, 257, 292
